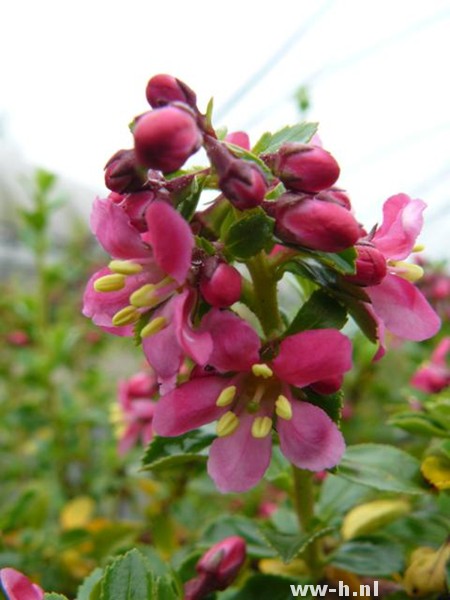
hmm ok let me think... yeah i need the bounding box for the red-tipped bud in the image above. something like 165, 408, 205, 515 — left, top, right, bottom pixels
219, 160, 267, 210
316, 187, 352, 211
267, 194, 360, 253
200, 262, 242, 307
266, 143, 340, 193
133, 106, 202, 173
104, 149, 145, 193
345, 243, 387, 286
145, 74, 197, 109
197, 536, 246, 588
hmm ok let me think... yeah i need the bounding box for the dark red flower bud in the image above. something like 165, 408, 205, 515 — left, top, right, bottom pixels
200, 262, 242, 307
145, 74, 197, 109
345, 243, 387, 286
104, 149, 145, 193
316, 187, 352, 210
219, 160, 267, 210
267, 193, 360, 253
266, 143, 340, 193
133, 106, 202, 173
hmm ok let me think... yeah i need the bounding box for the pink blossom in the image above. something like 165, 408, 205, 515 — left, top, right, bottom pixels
153, 311, 351, 493
411, 337, 450, 394
0, 568, 44, 600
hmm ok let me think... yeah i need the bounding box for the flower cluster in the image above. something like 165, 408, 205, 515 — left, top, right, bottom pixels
83, 74, 440, 492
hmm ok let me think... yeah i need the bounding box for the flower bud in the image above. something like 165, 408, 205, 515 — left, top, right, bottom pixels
266, 143, 340, 193
104, 149, 145, 193
133, 106, 202, 173
345, 243, 387, 286
200, 262, 242, 307
0, 568, 44, 600
219, 160, 267, 210
145, 74, 197, 109
316, 187, 352, 211
267, 194, 360, 253
225, 131, 250, 150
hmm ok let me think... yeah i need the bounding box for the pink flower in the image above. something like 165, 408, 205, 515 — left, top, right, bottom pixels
0, 568, 44, 600
364, 194, 441, 346
116, 371, 159, 454
153, 311, 351, 492
411, 337, 450, 394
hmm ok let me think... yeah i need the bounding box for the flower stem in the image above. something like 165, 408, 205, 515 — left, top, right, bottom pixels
246, 251, 283, 339
292, 466, 323, 580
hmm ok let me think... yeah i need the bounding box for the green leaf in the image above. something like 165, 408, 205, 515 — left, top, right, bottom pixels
259, 524, 334, 563
224, 211, 275, 260
176, 175, 205, 221
155, 574, 183, 600
343, 297, 379, 343
44, 595, 69, 600
285, 290, 347, 335
314, 247, 357, 276
201, 515, 275, 558
224, 574, 307, 600
389, 412, 450, 438
223, 142, 273, 177
141, 430, 215, 472
99, 549, 154, 600
338, 444, 428, 494
329, 535, 405, 576
36, 168, 56, 193
302, 389, 344, 424
252, 122, 318, 155
317, 474, 372, 524
76, 568, 103, 600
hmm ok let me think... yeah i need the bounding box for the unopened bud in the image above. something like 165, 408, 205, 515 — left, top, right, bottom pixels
316, 187, 352, 210
219, 160, 267, 210
197, 536, 246, 587
266, 143, 340, 193
104, 149, 145, 193
133, 106, 202, 173
225, 131, 250, 150
267, 194, 360, 253
345, 243, 387, 286
145, 74, 197, 109
200, 262, 242, 307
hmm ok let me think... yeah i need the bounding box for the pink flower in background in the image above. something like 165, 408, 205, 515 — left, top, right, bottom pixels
153, 310, 351, 492
411, 337, 450, 394
116, 371, 159, 454
0, 568, 44, 600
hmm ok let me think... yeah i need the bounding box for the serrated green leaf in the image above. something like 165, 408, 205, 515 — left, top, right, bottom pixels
259, 524, 334, 563
285, 290, 347, 335
155, 574, 183, 600
338, 444, 428, 494
141, 430, 215, 472
224, 211, 274, 260
99, 549, 154, 600
76, 568, 103, 600
44, 595, 69, 600
201, 515, 275, 558
224, 574, 306, 600
329, 535, 405, 576
252, 122, 318, 155
317, 474, 371, 524
389, 412, 450, 438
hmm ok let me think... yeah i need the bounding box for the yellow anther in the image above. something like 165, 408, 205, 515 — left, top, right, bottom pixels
112, 305, 140, 327
216, 411, 240, 437
251, 364, 274, 379
216, 386, 237, 407
275, 395, 293, 420
413, 244, 425, 253
130, 284, 157, 308
251, 416, 273, 439
140, 317, 167, 338
391, 261, 424, 283
108, 260, 143, 275
93, 273, 126, 292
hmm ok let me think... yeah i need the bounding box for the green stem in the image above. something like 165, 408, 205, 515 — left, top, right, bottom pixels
246, 252, 283, 338
292, 466, 323, 580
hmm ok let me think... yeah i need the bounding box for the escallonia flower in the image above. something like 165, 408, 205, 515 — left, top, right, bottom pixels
152, 309, 351, 493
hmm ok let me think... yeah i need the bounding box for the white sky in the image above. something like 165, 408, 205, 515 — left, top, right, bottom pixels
2, 0, 450, 257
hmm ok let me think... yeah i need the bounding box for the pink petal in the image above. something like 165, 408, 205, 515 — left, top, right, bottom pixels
91, 197, 150, 259
431, 337, 450, 365
0, 568, 44, 600
152, 376, 229, 436
367, 274, 441, 341
208, 412, 272, 493
278, 400, 345, 471
172, 291, 213, 366
118, 423, 142, 454
201, 309, 261, 372
143, 201, 193, 284
373, 194, 426, 260
272, 329, 352, 388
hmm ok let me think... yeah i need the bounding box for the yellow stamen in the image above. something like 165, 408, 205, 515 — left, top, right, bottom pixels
130, 284, 157, 308
112, 305, 140, 327
275, 395, 293, 420
140, 317, 167, 338
391, 261, 424, 283
413, 244, 425, 253
109, 259, 143, 275
216, 411, 240, 437
251, 364, 273, 379
251, 416, 273, 438
94, 273, 125, 292
216, 386, 237, 407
